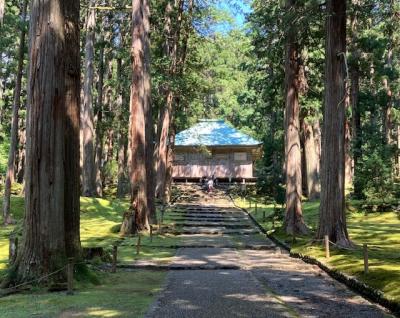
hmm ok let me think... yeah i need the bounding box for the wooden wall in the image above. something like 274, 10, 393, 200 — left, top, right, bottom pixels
172, 147, 256, 178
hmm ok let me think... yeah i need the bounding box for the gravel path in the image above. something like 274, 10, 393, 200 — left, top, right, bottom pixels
145, 186, 393, 318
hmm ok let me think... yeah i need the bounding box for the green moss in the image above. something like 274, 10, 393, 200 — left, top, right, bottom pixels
235, 196, 400, 303
0, 196, 180, 277
0, 270, 166, 318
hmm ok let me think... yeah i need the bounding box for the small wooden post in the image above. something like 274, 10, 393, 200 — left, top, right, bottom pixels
255, 202, 258, 215
263, 209, 266, 222
136, 234, 141, 255
67, 258, 74, 295
249, 200, 252, 209
324, 235, 330, 259
363, 244, 369, 274
112, 245, 118, 273
150, 225, 153, 243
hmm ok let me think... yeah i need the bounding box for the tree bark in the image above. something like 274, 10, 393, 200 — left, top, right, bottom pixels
283, 0, 308, 236
302, 120, 321, 201
129, 0, 150, 231
63, 0, 81, 258
317, 0, 352, 247
7, 0, 79, 285
350, 0, 362, 198
82, 0, 97, 197
2, 0, 28, 225
95, 36, 105, 197
116, 58, 130, 197
155, 0, 184, 199
164, 126, 176, 203
143, 0, 156, 224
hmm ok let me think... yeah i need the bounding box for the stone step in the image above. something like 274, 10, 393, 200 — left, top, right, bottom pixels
169, 217, 250, 223
172, 222, 253, 229
168, 212, 245, 218
171, 227, 260, 235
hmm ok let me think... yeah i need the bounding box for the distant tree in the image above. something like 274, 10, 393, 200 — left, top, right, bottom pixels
82, 0, 97, 197
317, 0, 352, 247
2, 0, 28, 225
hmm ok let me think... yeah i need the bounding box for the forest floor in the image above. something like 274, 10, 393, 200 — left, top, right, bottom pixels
234, 196, 400, 306
0, 195, 179, 317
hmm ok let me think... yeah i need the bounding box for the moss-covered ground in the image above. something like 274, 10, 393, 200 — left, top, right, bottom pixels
234, 197, 400, 304
0, 270, 166, 318
0, 195, 180, 317
0, 196, 180, 274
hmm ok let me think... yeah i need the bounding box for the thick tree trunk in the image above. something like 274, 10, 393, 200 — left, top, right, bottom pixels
302, 120, 321, 201
317, 0, 352, 247
8, 0, 71, 284
63, 0, 81, 258
2, 0, 28, 225
129, 0, 150, 231
82, 0, 97, 197
283, 0, 308, 236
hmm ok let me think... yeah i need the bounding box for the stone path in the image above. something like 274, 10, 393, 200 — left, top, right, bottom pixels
145, 186, 393, 318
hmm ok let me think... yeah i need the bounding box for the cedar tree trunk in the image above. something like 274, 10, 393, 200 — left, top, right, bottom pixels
283, 0, 308, 235
21, 0, 67, 277
317, 0, 352, 247
82, 0, 97, 197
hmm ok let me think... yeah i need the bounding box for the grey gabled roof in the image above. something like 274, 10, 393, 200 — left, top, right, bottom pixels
175, 119, 262, 147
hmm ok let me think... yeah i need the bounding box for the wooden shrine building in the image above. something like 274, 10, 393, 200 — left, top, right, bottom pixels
173, 119, 262, 181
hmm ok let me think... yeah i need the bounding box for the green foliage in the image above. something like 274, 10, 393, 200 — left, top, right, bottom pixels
354, 145, 398, 202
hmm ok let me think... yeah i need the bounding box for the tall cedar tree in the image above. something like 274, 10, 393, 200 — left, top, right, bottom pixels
284, 0, 309, 235
2, 0, 28, 225
5, 0, 81, 285
317, 0, 352, 247
82, 0, 98, 197
155, 0, 184, 200
129, 0, 153, 231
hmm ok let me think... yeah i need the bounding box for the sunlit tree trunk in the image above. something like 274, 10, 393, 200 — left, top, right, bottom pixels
129, 0, 150, 231
317, 0, 352, 247
283, 0, 308, 235
7, 0, 80, 285
3, 0, 28, 225
82, 0, 97, 197
302, 120, 320, 201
